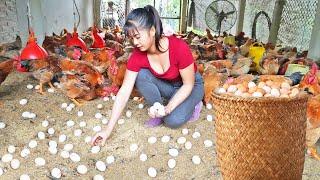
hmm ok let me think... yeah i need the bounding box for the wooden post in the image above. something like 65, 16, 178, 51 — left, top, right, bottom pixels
307, 0, 320, 61
93, 0, 101, 27
125, 0, 130, 18
236, 0, 246, 35
180, 0, 188, 33
268, 0, 286, 44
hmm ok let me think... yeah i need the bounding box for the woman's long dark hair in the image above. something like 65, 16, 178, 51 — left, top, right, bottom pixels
123, 5, 164, 52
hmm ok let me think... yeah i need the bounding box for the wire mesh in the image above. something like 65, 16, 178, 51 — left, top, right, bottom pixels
100, 0, 126, 28
277, 0, 318, 51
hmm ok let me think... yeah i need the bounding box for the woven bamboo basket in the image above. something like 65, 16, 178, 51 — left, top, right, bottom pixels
212, 93, 309, 180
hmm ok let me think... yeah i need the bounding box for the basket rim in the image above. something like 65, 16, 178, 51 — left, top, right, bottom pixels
212, 92, 310, 103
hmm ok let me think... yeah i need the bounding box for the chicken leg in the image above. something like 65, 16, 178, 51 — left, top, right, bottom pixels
70, 98, 84, 106
37, 82, 45, 95
48, 82, 55, 89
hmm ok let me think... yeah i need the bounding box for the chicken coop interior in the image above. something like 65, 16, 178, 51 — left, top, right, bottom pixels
0, 0, 320, 179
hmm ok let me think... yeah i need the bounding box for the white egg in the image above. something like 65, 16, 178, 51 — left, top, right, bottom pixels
34, 85, 40, 90
48, 147, 57, 155
148, 136, 157, 144
38, 131, 45, 140
97, 104, 103, 109
206, 115, 213, 122
59, 134, 67, 143
47, 88, 55, 93
103, 97, 109, 101
168, 159, 176, 169
70, 153, 81, 162
234, 90, 243, 96
96, 161, 106, 172
69, 103, 75, 108
41, 120, 49, 127
271, 88, 280, 97
79, 121, 87, 127
217, 87, 226, 94
185, 141, 192, 150
177, 137, 186, 144
192, 132, 201, 139
84, 136, 92, 143
93, 174, 104, 180
149, 106, 157, 116
8, 158, 19, 169
227, 85, 238, 93
49, 140, 58, 148
106, 155, 115, 164
138, 104, 144, 109
91, 146, 101, 154
20, 148, 30, 158
74, 129, 82, 137
130, 144, 138, 152
139, 153, 148, 162
262, 86, 272, 94
2, 153, 13, 163
252, 92, 263, 98
168, 148, 179, 157
20, 174, 30, 180
133, 97, 139, 101
182, 128, 189, 135
34, 157, 46, 166
77, 165, 88, 174
281, 82, 291, 89
126, 110, 132, 118
161, 135, 170, 143
54, 82, 60, 87
93, 126, 102, 132
64, 144, 73, 151
0, 122, 6, 129
61, 103, 68, 109
117, 119, 125, 125
192, 155, 201, 165
153, 102, 162, 110
48, 128, 55, 135
206, 103, 213, 110
111, 96, 116, 101
66, 120, 75, 127
26, 84, 33, 89
51, 168, 61, 178
157, 108, 166, 116
0, 167, 3, 176
248, 81, 256, 89
66, 106, 72, 112
60, 151, 70, 159
101, 118, 108, 124
10, 159, 20, 169
8, 145, 16, 154
148, 167, 157, 178
28, 113, 36, 119
22, 111, 30, 118
28, 140, 38, 148
204, 140, 213, 147
19, 99, 28, 105
77, 111, 84, 117
95, 113, 103, 119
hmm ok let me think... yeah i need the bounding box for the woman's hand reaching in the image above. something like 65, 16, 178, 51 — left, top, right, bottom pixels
91, 130, 112, 146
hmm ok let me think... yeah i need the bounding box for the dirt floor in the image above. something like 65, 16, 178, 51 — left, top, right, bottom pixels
0, 71, 319, 180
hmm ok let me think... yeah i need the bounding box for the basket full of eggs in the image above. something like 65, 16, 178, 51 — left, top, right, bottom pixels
211, 74, 309, 180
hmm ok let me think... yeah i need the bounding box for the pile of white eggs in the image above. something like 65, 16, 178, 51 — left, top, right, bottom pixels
149, 102, 166, 117
216, 80, 301, 98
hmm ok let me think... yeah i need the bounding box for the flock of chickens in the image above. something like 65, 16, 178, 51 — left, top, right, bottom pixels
0, 26, 320, 160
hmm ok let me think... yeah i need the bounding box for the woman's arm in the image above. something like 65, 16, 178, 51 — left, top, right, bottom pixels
165, 63, 195, 114
92, 69, 138, 146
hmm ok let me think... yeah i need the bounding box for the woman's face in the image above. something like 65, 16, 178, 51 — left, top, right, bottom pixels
130, 27, 155, 52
